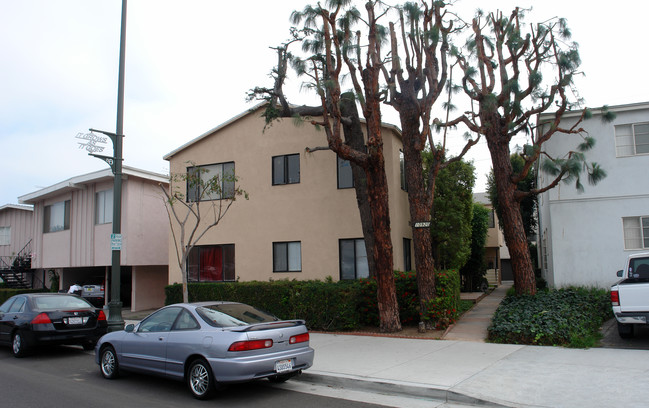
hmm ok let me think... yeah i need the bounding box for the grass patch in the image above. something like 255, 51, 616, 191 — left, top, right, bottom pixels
487, 287, 612, 348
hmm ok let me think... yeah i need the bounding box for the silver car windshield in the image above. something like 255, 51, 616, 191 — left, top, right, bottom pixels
196, 303, 279, 327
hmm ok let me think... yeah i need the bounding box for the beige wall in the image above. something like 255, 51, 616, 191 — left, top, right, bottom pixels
131, 265, 168, 310
0, 207, 33, 258
166, 110, 412, 284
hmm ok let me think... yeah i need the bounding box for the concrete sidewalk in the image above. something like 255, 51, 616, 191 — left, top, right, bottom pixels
303, 333, 649, 407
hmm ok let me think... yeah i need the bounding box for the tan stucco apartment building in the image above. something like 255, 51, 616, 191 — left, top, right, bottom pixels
164, 105, 413, 284
18, 166, 170, 311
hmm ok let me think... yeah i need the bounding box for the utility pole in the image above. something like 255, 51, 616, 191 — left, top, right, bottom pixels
87, 0, 127, 332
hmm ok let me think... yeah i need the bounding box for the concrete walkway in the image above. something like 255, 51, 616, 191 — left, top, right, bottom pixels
443, 281, 513, 342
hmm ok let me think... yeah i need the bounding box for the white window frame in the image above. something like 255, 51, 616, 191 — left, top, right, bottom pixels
615, 122, 649, 157
623, 216, 649, 250
95, 189, 113, 225
0, 226, 10, 246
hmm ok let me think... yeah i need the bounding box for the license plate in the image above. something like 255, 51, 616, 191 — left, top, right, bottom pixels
86, 288, 93, 292
65, 317, 87, 325
275, 359, 293, 373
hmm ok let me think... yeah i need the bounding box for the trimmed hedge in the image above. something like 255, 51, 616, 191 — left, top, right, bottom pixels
165, 269, 461, 331
0, 288, 48, 304
488, 287, 612, 347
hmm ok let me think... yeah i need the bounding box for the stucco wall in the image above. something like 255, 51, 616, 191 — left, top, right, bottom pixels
166, 111, 412, 284
131, 265, 168, 311
538, 104, 649, 288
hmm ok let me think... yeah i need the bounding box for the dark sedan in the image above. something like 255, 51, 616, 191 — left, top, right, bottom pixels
0, 293, 107, 357
96, 301, 314, 399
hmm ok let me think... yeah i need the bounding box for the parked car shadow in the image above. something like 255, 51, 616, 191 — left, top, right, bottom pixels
599, 318, 649, 350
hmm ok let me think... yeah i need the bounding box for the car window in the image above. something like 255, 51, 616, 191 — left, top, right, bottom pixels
8, 297, 26, 313
33, 295, 93, 311
139, 307, 182, 332
196, 303, 279, 328
172, 309, 200, 331
0, 298, 16, 313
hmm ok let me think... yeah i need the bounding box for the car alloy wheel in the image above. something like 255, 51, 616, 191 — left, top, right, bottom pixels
100, 346, 119, 379
187, 359, 215, 399
12, 331, 27, 358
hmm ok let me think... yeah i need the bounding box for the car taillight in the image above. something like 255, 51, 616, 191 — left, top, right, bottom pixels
97, 310, 107, 321
31, 313, 52, 325
228, 339, 273, 352
290, 332, 309, 344
611, 290, 620, 306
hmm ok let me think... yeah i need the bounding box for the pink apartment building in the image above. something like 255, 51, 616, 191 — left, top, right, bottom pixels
18, 166, 169, 311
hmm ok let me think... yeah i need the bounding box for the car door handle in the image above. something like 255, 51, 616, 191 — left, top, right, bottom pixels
158, 337, 164, 341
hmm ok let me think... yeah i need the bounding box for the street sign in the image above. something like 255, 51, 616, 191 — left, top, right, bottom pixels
414, 221, 431, 228
110, 233, 122, 251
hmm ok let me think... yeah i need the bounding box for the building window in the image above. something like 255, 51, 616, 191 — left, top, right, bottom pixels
187, 162, 235, 202
623, 216, 649, 250
187, 244, 235, 282
44, 200, 70, 233
0, 227, 9, 246
615, 123, 649, 157
400, 150, 407, 191
95, 189, 113, 224
273, 241, 302, 272
403, 238, 412, 271
337, 155, 354, 189
272, 154, 300, 185
488, 209, 495, 228
340, 238, 369, 280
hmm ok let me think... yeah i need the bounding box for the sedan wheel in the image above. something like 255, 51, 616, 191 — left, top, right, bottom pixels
12, 331, 27, 358
100, 346, 120, 379
187, 359, 215, 400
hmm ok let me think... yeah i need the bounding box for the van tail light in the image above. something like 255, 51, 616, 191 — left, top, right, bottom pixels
290, 332, 309, 344
611, 290, 620, 306
31, 313, 52, 325
97, 310, 107, 321
228, 339, 273, 352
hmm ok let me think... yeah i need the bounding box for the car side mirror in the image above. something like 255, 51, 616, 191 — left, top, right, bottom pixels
125, 324, 135, 333
617, 270, 624, 278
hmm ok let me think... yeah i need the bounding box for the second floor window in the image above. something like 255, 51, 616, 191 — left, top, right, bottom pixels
187, 162, 235, 202
44, 200, 70, 233
0, 226, 10, 246
337, 156, 354, 189
615, 123, 649, 157
95, 189, 113, 224
272, 154, 300, 185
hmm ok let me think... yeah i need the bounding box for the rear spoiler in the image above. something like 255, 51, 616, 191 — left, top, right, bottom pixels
227, 319, 306, 332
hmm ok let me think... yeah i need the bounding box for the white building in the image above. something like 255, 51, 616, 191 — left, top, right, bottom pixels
537, 101, 649, 288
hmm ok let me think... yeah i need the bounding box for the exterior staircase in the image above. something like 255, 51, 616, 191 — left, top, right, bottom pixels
0, 240, 32, 289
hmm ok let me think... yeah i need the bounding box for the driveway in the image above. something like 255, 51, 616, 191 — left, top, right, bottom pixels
599, 318, 649, 350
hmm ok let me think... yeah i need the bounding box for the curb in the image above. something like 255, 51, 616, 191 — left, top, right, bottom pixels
296, 371, 512, 407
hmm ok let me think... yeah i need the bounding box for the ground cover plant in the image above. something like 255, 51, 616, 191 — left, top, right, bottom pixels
487, 287, 612, 347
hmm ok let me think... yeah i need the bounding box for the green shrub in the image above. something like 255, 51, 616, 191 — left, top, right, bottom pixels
488, 287, 612, 347
165, 269, 461, 331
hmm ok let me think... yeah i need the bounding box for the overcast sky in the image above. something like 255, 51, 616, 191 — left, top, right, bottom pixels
1, 0, 647, 206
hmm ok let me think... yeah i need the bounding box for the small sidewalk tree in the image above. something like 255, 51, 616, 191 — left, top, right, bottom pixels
160, 164, 247, 303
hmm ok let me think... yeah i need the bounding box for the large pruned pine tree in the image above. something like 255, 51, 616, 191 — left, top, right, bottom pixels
445, 8, 610, 295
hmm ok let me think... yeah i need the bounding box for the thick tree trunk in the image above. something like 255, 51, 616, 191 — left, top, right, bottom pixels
487, 134, 536, 295
400, 110, 436, 328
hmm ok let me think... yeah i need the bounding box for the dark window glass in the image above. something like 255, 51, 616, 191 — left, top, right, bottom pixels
340, 238, 369, 280
273, 242, 302, 272
186, 162, 235, 202
403, 238, 412, 271
272, 154, 300, 185
186, 245, 235, 282
337, 155, 354, 189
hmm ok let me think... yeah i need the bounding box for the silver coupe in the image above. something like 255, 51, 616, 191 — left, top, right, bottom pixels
95, 301, 314, 399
